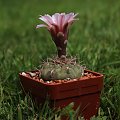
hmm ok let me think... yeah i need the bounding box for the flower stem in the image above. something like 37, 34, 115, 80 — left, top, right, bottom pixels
54, 32, 67, 58
58, 47, 66, 58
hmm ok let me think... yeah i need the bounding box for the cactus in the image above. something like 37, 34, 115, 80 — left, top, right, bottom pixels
40, 57, 85, 81
36, 13, 84, 81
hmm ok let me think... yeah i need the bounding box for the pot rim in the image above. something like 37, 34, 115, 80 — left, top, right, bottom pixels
19, 69, 103, 86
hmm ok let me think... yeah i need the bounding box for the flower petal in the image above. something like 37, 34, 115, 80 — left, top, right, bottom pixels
44, 14, 54, 24
62, 13, 72, 27
39, 15, 52, 26
61, 13, 78, 30
36, 24, 48, 29
68, 13, 79, 23
58, 14, 64, 30
52, 13, 60, 25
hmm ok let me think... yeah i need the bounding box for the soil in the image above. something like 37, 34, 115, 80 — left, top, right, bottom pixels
21, 70, 97, 84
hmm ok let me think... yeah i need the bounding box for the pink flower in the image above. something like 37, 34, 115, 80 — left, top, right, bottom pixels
36, 13, 78, 58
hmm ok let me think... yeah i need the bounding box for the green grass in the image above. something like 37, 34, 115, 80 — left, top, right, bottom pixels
0, 0, 120, 119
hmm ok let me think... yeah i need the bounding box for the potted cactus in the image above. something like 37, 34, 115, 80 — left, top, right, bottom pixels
19, 13, 103, 120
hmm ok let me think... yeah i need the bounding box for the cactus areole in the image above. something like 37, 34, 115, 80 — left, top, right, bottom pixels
36, 13, 78, 58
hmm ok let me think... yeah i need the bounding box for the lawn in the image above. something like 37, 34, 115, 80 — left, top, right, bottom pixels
0, 0, 120, 119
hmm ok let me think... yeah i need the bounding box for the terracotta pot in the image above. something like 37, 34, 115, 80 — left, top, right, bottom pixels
19, 70, 103, 120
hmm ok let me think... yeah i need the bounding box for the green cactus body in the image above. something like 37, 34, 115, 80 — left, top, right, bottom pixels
40, 58, 84, 81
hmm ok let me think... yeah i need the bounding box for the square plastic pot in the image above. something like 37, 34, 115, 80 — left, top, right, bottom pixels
19, 70, 103, 120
